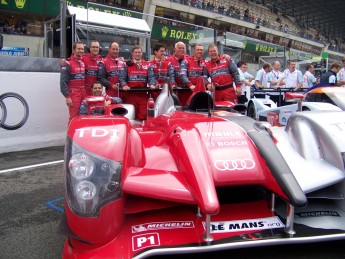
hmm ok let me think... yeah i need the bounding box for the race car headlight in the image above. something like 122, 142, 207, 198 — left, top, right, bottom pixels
69, 153, 95, 180
76, 181, 97, 200
64, 138, 122, 217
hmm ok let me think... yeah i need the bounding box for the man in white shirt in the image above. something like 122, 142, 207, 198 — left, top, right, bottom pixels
237, 61, 254, 103
303, 64, 318, 88
267, 61, 284, 105
276, 60, 303, 91
255, 62, 272, 89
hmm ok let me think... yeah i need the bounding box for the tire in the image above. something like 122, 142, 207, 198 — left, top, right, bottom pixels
302, 106, 311, 111
247, 101, 256, 119
0, 92, 29, 130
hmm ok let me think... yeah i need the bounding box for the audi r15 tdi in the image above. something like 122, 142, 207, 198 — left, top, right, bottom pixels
60, 83, 345, 258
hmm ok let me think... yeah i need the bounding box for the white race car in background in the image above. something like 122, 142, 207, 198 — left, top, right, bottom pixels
245, 85, 342, 125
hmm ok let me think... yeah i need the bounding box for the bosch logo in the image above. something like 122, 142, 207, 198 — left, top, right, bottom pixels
0, 92, 29, 130
214, 159, 255, 171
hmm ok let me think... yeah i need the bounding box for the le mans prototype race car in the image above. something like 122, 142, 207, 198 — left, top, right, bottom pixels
60, 82, 345, 258
246, 85, 345, 125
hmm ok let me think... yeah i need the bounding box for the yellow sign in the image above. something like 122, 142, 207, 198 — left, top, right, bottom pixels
168, 29, 198, 41
255, 43, 278, 53
15, 0, 25, 8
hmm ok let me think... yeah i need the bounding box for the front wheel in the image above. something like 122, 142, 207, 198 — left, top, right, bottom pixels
247, 102, 256, 119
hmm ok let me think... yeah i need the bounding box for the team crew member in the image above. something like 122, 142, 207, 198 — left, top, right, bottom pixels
267, 61, 284, 105
276, 60, 303, 91
79, 81, 122, 115
60, 41, 86, 123
120, 46, 150, 121
255, 62, 272, 89
320, 62, 342, 86
148, 44, 175, 100
83, 40, 103, 96
303, 64, 317, 88
337, 57, 345, 87
205, 44, 241, 104
237, 61, 254, 104
98, 42, 125, 97
180, 44, 208, 95
166, 41, 190, 106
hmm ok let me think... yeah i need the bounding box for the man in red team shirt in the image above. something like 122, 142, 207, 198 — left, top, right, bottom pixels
180, 44, 208, 97
83, 40, 103, 96
166, 41, 191, 106
205, 44, 241, 104
148, 43, 175, 100
120, 46, 150, 121
60, 41, 86, 123
98, 41, 125, 97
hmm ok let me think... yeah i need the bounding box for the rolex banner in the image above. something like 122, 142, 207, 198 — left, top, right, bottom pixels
151, 23, 213, 42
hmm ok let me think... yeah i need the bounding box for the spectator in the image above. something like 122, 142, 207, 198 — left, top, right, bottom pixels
79, 81, 122, 115
120, 46, 150, 121
60, 41, 86, 123
205, 44, 242, 104
98, 42, 126, 98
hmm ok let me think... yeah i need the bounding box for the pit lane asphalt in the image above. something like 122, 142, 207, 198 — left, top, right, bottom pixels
0, 146, 345, 259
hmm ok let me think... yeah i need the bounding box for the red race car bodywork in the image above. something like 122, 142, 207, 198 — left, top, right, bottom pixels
60, 84, 345, 258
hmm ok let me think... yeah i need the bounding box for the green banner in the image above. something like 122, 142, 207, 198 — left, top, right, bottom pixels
0, 0, 58, 16
0, 0, 141, 18
243, 40, 284, 54
68, 0, 142, 18
287, 49, 315, 60
152, 23, 213, 42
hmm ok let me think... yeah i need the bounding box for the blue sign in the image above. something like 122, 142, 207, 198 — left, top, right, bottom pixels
0, 47, 29, 57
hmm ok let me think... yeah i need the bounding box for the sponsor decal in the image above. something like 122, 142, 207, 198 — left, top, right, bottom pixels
76, 128, 119, 140
214, 159, 255, 171
204, 131, 241, 138
296, 211, 341, 218
132, 233, 160, 251
205, 217, 284, 233
132, 221, 194, 233
206, 141, 248, 148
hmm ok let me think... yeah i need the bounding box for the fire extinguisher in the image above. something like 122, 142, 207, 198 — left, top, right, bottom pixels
147, 97, 155, 120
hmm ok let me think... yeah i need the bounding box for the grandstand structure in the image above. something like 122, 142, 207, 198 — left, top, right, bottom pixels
144, 0, 344, 63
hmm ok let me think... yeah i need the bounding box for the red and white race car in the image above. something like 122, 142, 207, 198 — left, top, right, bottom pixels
60, 83, 345, 258
246, 85, 344, 125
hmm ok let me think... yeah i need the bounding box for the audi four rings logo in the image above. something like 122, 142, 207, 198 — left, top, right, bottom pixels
214, 159, 255, 171
0, 92, 29, 130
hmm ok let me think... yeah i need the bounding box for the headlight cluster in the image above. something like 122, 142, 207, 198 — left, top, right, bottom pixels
65, 138, 122, 217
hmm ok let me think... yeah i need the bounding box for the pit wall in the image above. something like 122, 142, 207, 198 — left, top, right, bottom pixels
0, 57, 68, 154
